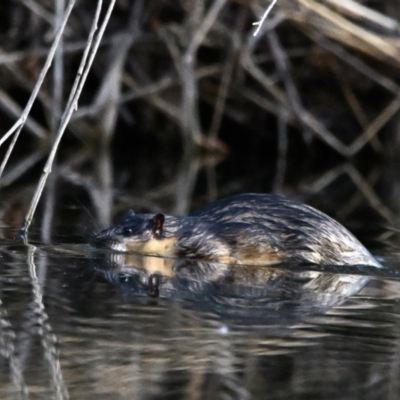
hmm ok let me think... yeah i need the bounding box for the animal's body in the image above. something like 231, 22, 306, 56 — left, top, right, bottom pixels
93, 193, 380, 267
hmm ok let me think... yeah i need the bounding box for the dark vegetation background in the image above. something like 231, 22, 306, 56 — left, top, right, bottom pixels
1, 0, 400, 243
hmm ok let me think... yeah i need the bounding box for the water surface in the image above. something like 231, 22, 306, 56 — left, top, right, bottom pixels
0, 227, 398, 400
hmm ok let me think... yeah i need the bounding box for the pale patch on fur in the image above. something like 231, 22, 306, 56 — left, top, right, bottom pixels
232, 249, 282, 266
124, 237, 177, 257
233, 253, 282, 266
215, 255, 236, 264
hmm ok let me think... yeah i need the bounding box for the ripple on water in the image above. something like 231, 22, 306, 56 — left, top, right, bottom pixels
0, 240, 399, 400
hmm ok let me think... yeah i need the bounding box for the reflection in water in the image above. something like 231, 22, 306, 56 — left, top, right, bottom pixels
0, 242, 399, 400
93, 252, 370, 322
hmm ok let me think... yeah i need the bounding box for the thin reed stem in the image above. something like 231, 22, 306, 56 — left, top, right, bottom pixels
21, 0, 116, 235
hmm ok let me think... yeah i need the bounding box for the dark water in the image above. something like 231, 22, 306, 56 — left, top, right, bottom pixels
0, 225, 399, 400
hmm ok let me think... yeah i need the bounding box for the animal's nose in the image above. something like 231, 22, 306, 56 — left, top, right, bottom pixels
92, 230, 108, 247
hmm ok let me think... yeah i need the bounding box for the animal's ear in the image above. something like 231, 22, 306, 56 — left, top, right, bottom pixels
128, 209, 135, 217
152, 214, 165, 237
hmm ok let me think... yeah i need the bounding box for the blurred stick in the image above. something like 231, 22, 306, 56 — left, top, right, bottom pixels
338, 166, 381, 220
331, 62, 369, 128
173, 146, 201, 215
243, 53, 351, 155
40, 0, 66, 243
0, 151, 46, 188
0, 0, 76, 178
348, 96, 400, 156
245, 25, 400, 157
301, 164, 346, 194
21, 0, 116, 235
344, 164, 393, 220
0, 45, 54, 114
310, 33, 400, 94
0, 39, 112, 66
273, 109, 289, 193
209, 9, 245, 139
330, 61, 383, 153
303, 163, 393, 221
182, 0, 227, 145
90, 29, 135, 226
123, 73, 182, 122
298, 0, 400, 65
21, 0, 59, 29
326, 0, 399, 32
267, 28, 312, 142
0, 87, 48, 140
71, 63, 222, 132
52, 0, 65, 134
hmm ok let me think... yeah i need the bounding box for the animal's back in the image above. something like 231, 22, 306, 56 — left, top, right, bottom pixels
189, 194, 380, 267
94, 193, 380, 267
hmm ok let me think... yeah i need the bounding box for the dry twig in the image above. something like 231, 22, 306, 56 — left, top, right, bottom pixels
21, 0, 117, 235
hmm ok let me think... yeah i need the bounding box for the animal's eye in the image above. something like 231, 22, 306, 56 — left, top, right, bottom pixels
123, 227, 133, 235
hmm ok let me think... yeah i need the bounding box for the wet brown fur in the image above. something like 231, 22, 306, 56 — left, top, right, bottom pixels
94, 193, 381, 267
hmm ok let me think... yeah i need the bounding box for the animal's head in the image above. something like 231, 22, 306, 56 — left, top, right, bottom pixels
93, 210, 166, 252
